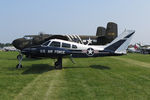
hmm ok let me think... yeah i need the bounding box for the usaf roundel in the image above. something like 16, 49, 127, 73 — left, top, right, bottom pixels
86, 48, 94, 56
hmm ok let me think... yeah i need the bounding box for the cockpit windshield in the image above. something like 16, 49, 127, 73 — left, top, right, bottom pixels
24, 36, 33, 40
50, 41, 60, 47
42, 41, 50, 46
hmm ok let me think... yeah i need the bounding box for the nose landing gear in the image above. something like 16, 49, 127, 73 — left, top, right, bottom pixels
16, 54, 23, 69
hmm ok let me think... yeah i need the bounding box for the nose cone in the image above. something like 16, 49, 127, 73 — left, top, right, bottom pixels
12, 38, 30, 50
12, 38, 24, 50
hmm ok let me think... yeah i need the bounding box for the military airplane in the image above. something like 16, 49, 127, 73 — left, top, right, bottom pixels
16, 30, 135, 69
12, 22, 118, 50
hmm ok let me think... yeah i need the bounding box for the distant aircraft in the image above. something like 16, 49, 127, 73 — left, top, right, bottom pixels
139, 44, 150, 54
16, 30, 135, 69
12, 22, 118, 50
127, 44, 140, 53
3, 46, 17, 51
128, 43, 150, 54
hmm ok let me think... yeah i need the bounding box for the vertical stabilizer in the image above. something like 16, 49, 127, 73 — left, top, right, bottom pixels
104, 30, 135, 54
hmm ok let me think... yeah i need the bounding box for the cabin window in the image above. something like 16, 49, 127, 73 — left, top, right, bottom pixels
62, 43, 71, 48
72, 45, 77, 49
24, 36, 33, 40
42, 41, 50, 46
50, 41, 60, 47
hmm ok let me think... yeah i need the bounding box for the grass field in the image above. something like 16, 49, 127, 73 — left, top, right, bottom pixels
0, 52, 150, 100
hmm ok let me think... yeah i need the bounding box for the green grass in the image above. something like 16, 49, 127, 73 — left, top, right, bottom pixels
121, 53, 150, 63
0, 52, 150, 100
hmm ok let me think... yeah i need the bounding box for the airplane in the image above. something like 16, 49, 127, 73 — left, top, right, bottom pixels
12, 22, 118, 50
128, 43, 150, 54
127, 43, 140, 53
2, 46, 17, 51
139, 44, 150, 54
15, 30, 135, 69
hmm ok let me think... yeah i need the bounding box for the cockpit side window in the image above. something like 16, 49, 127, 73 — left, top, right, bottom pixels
42, 41, 50, 46
24, 36, 33, 40
62, 43, 71, 48
50, 41, 60, 47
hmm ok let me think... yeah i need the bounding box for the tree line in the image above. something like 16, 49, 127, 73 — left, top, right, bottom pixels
0, 43, 12, 48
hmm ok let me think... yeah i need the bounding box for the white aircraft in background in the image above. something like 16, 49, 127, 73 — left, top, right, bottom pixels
128, 43, 140, 53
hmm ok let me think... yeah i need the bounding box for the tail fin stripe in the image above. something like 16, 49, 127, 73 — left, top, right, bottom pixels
104, 40, 126, 51
124, 32, 135, 38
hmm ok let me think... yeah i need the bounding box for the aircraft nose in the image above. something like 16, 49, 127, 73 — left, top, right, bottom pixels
12, 39, 23, 50
12, 38, 30, 50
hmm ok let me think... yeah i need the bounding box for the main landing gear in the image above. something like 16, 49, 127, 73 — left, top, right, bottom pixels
54, 57, 62, 69
16, 54, 23, 69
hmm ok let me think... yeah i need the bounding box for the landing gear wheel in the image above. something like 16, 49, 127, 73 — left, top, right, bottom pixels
54, 57, 62, 69
55, 61, 58, 66
55, 61, 59, 69
16, 64, 23, 69
55, 61, 62, 69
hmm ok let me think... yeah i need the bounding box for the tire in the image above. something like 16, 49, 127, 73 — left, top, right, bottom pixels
16, 64, 23, 69
55, 62, 59, 69
55, 62, 62, 69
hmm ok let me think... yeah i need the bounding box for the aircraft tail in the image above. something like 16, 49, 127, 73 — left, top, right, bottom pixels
104, 30, 135, 54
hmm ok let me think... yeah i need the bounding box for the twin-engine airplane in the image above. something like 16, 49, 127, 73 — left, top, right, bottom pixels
16, 30, 135, 69
12, 22, 118, 50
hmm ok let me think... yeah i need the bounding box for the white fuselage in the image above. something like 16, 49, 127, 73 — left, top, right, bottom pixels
47, 39, 105, 51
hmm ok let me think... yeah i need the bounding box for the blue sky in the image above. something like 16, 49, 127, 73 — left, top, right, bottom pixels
0, 0, 150, 44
